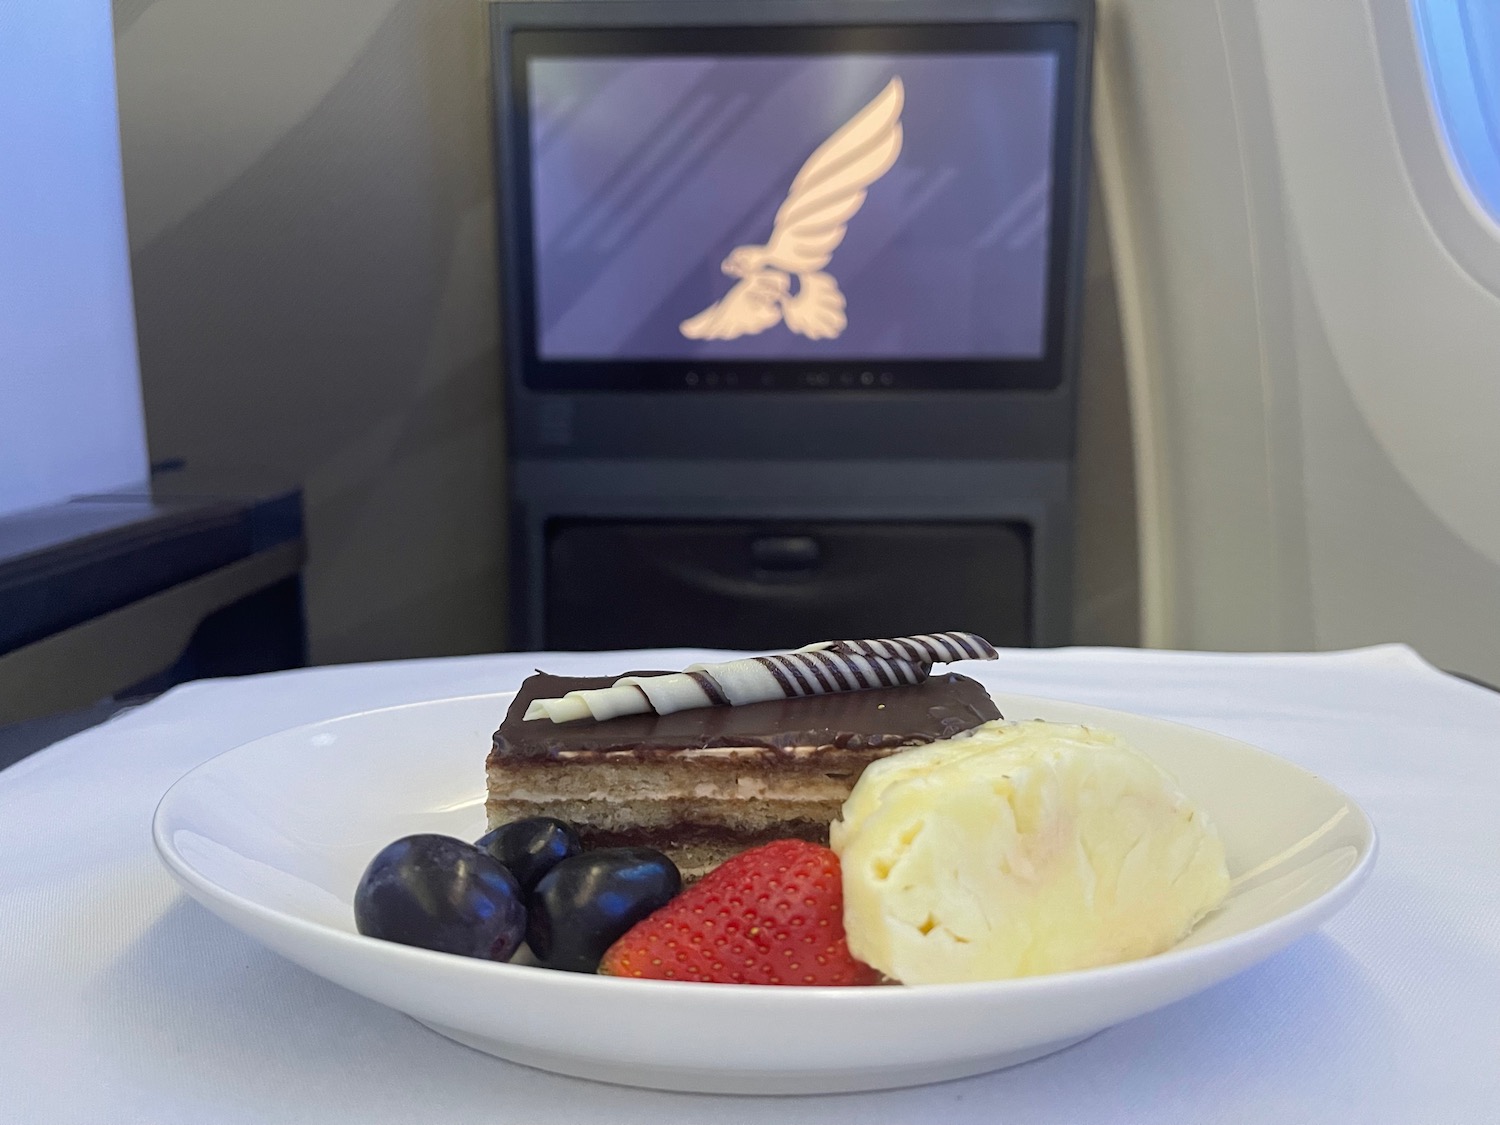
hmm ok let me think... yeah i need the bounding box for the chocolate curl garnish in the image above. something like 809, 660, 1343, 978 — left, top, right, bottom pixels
522, 632, 998, 723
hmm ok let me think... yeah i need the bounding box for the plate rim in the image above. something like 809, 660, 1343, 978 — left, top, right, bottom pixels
152, 686, 1379, 1002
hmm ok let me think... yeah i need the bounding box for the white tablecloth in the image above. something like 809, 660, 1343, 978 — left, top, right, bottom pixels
1, 644, 1497, 1123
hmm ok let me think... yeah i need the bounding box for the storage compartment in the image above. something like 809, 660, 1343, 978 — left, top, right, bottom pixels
544, 520, 1031, 651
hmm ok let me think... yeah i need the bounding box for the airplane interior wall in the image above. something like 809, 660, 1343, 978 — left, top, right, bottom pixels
113, 0, 509, 664
1095, 0, 1500, 683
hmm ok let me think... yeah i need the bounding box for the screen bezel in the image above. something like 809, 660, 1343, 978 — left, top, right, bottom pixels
503, 22, 1080, 393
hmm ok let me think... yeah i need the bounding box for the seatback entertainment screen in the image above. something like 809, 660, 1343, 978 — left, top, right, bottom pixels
507, 25, 1079, 390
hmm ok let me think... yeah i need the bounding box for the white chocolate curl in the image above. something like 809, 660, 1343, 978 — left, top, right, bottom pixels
521, 632, 998, 724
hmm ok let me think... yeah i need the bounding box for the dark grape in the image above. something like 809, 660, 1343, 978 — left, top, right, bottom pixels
476, 816, 582, 893
527, 847, 681, 973
354, 834, 526, 961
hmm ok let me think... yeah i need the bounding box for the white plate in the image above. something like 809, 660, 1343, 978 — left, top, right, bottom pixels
153, 690, 1375, 1095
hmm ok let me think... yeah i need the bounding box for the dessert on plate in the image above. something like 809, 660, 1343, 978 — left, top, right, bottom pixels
359, 630, 1232, 986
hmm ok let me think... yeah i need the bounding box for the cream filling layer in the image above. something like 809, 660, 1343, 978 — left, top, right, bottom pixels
552, 743, 846, 761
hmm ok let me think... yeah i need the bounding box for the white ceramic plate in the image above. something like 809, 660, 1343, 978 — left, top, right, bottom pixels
153, 690, 1375, 1095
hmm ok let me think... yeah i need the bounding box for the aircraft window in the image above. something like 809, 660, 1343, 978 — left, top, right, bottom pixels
1413, 0, 1500, 222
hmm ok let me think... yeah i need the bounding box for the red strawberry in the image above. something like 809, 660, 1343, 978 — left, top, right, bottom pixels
598, 839, 880, 986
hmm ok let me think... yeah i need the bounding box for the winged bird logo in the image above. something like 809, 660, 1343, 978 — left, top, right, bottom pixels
679, 77, 904, 342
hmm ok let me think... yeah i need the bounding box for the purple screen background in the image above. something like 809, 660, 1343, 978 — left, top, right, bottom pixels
528, 53, 1058, 361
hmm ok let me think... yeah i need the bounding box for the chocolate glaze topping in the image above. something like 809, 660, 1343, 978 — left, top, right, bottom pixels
491, 670, 1000, 761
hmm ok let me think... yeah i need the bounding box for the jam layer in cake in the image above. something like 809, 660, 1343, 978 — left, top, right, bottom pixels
487, 670, 1000, 877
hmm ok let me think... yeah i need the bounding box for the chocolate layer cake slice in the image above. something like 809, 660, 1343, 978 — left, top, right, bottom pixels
487, 669, 1000, 878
